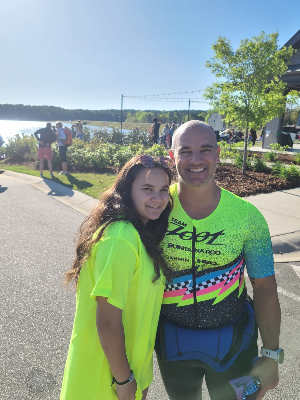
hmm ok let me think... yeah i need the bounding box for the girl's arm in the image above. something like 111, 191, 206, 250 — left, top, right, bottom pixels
96, 297, 137, 399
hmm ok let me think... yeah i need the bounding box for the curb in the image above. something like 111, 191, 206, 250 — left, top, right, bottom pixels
1, 170, 98, 215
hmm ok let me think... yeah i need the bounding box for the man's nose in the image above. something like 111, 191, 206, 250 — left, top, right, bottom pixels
190, 152, 203, 164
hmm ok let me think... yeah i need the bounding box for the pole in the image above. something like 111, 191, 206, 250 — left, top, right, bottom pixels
121, 94, 123, 134
188, 99, 190, 121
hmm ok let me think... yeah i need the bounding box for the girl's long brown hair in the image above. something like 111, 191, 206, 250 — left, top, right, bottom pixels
65, 155, 173, 286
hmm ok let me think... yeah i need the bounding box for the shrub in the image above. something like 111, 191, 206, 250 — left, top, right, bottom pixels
234, 153, 251, 169
271, 162, 283, 176
269, 143, 281, 151
280, 165, 299, 182
253, 156, 267, 172
144, 144, 168, 157
264, 152, 277, 162
5, 134, 37, 158
112, 150, 134, 168
294, 153, 300, 165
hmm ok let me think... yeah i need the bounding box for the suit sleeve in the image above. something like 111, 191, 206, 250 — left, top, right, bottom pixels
244, 203, 274, 278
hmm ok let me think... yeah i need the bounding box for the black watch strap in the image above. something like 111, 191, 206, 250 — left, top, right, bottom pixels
111, 370, 135, 386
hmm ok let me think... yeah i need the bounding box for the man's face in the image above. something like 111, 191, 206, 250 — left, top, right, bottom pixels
170, 126, 220, 188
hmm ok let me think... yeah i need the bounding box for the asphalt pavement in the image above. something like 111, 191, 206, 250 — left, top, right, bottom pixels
1, 172, 300, 400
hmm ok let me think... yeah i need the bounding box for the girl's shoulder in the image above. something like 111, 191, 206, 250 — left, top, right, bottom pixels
99, 220, 140, 249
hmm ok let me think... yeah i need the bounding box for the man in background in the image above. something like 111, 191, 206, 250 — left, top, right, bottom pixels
34, 123, 57, 178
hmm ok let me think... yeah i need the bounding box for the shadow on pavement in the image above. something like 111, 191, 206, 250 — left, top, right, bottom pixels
42, 177, 75, 197
0, 185, 7, 193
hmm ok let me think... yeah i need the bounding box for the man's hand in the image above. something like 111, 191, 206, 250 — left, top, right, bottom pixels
116, 379, 137, 400
39, 141, 44, 145
250, 357, 279, 399
46, 143, 50, 146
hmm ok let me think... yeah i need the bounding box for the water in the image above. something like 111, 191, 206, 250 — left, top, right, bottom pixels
0, 120, 131, 144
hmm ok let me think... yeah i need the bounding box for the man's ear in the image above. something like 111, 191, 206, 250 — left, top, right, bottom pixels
216, 146, 221, 163
169, 150, 175, 164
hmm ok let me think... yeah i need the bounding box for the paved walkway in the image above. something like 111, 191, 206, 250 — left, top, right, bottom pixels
1, 169, 299, 262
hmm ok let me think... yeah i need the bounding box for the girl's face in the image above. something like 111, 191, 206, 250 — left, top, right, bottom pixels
131, 167, 170, 224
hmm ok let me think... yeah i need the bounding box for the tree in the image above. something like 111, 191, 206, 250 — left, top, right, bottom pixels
204, 31, 300, 174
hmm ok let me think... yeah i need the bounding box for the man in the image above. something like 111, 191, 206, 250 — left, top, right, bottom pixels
151, 117, 162, 144
157, 121, 282, 400
250, 128, 257, 146
34, 123, 57, 178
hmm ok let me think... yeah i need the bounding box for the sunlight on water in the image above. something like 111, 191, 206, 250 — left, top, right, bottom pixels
0, 120, 125, 143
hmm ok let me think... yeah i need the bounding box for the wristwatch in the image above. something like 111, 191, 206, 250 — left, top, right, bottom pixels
260, 347, 284, 364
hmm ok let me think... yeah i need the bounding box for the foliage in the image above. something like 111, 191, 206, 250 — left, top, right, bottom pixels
294, 153, 300, 165
144, 144, 168, 157
269, 143, 289, 152
4, 134, 37, 158
264, 151, 277, 162
218, 142, 241, 160
253, 156, 268, 172
234, 153, 251, 169
271, 162, 283, 176
280, 165, 299, 182
284, 105, 300, 125
204, 31, 300, 174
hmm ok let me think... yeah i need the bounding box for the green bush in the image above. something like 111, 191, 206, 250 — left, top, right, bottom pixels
234, 153, 251, 169
253, 156, 268, 172
271, 162, 283, 176
5, 134, 37, 158
280, 165, 299, 182
294, 153, 300, 165
144, 144, 168, 157
264, 152, 277, 162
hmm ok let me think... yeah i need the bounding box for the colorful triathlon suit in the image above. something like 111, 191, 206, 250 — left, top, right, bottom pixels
60, 221, 165, 400
161, 183, 274, 330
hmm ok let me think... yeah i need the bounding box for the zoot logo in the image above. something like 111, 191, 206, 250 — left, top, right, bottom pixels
166, 226, 225, 245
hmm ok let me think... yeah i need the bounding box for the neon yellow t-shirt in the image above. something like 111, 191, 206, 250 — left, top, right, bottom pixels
60, 221, 165, 400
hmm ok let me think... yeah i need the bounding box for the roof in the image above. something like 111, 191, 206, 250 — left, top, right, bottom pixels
283, 29, 300, 50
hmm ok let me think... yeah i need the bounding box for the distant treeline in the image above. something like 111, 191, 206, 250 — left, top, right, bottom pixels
0, 104, 208, 124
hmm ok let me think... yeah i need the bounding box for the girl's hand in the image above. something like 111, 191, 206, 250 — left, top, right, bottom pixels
116, 379, 137, 400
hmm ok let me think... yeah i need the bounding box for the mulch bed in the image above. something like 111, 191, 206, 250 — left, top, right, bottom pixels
215, 164, 300, 197
2, 158, 300, 198
250, 152, 298, 165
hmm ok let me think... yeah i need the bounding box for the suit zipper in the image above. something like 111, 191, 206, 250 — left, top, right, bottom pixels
192, 227, 198, 327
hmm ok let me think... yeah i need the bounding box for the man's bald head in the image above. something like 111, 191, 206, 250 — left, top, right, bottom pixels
171, 120, 217, 153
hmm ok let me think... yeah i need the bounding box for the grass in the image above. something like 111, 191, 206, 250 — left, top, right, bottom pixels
0, 162, 116, 199
84, 120, 152, 131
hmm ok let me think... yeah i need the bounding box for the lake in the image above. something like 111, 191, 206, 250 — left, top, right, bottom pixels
0, 120, 130, 143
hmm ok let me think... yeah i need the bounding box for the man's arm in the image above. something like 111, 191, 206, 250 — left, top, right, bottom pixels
249, 274, 281, 400
34, 129, 42, 141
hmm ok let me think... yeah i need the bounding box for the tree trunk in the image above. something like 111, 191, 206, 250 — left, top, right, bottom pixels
242, 127, 249, 175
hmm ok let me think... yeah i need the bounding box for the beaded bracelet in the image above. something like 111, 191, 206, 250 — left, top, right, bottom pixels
111, 370, 135, 386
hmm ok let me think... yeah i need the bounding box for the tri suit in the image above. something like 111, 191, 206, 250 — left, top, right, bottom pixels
156, 183, 275, 400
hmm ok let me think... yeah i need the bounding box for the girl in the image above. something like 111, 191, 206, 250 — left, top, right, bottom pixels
75, 121, 83, 140
60, 155, 173, 400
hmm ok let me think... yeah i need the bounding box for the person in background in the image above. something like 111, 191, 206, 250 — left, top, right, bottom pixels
34, 122, 57, 178
151, 117, 162, 144
60, 155, 173, 400
169, 123, 176, 148
162, 124, 170, 145
250, 128, 257, 146
75, 121, 83, 140
55, 121, 68, 175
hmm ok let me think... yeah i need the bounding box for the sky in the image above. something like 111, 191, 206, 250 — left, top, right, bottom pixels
0, 0, 299, 112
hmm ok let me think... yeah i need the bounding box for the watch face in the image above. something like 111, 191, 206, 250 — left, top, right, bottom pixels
278, 348, 284, 364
